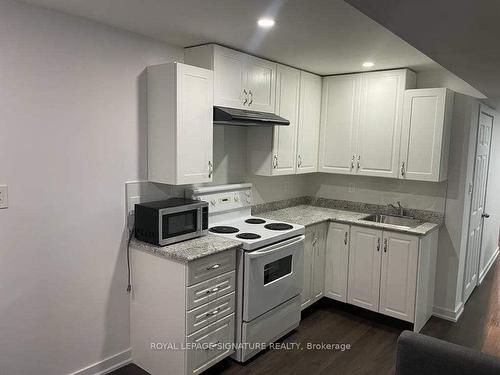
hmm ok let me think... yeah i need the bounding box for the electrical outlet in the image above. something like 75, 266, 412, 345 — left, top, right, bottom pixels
0, 185, 8, 209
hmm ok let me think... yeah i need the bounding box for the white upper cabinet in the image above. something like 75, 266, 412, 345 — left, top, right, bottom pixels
399, 88, 454, 182
319, 69, 416, 178
147, 63, 214, 185
319, 74, 361, 174
185, 44, 276, 112
247, 65, 303, 176
357, 70, 413, 178
245, 55, 277, 112
297, 71, 322, 174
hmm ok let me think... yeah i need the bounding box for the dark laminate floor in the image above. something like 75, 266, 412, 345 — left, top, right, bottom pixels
112, 256, 499, 375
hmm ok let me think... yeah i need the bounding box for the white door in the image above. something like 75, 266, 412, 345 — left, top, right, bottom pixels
176, 63, 214, 184
273, 65, 300, 175
245, 55, 276, 112
319, 74, 361, 174
301, 229, 314, 310
356, 70, 406, 178
312, 223, 327, 302
379, 232, 418, 322
347, 226, 382, 312
297, 71, 322, 174
463, 109, 494, 302
400, 88, 451, 182
213, 46, 246, 109
325, 223, 350, 302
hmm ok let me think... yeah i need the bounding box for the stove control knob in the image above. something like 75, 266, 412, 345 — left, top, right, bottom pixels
234, 195, 239, 202
246, 198, 251, 204
245, 191, 251, 197
210, 199, 216, 206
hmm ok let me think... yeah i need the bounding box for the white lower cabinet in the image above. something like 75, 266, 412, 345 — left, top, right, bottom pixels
301, 222, 327, 310
324, 222, 350, 302
347, 226, 382, 312
379, 232, 419, 322
130, 247, 237, 375
322, 223, 438, 331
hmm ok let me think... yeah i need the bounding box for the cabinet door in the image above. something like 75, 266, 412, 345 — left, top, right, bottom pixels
312, 223, 327, 302
273, 65, 300, 175
325, 223, 350, 302
301, 229, 314, 310
213, 46, 246, 109
379, 232, 418, 322
347, 226, 382, 312
245, 55, 276, 112
319, 74, 361, 174
176, 63, 214, 184
400, 88, 452, 182
356, 70, 407, 178
297, 71, 322, 174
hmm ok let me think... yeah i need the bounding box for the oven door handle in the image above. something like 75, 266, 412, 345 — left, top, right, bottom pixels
246, 235, 305, 259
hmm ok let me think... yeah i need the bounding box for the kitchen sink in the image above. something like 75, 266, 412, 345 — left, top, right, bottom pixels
361, 214, 423, 228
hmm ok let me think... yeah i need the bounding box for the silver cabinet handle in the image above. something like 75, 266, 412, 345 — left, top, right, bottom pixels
401, 161, 406, 177
273, 155, 278, 169
205, 286, 220, 295
482, 213, 490, 218
383, 238, 388, 253
206, 309, 220, 317
344, 231, 348, 245
243, 89, 248, 105
206, 341, 220, 350
297, 155, 302, 167
357, 155, 360, 171
350, 155, 355, 171
208, 160, 213, 178
206, 263, 220, 270
248, 89, 253, 106
377, 238, 380, 251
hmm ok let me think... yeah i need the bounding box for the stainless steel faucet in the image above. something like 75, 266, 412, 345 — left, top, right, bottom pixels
388, 201, 405, 216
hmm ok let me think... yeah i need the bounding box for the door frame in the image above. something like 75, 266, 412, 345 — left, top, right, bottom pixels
463, 104, 495, 302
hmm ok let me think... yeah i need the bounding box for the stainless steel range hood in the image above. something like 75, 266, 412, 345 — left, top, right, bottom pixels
213, 106, 290, 126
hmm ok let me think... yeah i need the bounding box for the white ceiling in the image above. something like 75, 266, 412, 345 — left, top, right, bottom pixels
346, 0, 500, 101
21, 0, 484, 97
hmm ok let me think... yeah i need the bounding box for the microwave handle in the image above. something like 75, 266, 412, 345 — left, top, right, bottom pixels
246, 235, 305, 259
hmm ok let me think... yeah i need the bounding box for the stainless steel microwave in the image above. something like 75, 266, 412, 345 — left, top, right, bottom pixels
134, 198, 208, 246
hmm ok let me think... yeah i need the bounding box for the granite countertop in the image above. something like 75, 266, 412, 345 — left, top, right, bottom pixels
130, 235, 242, 263
256, 204, 440, 236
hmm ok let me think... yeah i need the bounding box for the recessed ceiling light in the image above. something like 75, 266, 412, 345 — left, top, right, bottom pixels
258, 18, 275, 28
362, 61, 375, 68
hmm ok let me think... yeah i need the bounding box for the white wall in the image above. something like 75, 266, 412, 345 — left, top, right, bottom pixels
480, 107, 500, 278
306, 173, 447, 212
0, 1, 183, 374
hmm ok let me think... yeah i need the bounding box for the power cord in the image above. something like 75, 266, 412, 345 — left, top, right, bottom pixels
127, 224, 134, 293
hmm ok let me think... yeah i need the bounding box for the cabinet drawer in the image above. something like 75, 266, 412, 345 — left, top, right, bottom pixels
187, 249, 236, 286
186, 313, 235, 375
186, 271, 235, 310
186, 292, 235, 335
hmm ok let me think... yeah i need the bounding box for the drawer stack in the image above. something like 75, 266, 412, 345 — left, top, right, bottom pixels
185, 249, 236, 374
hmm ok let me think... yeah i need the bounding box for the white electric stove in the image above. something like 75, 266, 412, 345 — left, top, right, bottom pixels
190, 183, 305, 362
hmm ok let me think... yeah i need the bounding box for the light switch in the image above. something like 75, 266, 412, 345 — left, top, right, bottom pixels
0, 185, 8, 209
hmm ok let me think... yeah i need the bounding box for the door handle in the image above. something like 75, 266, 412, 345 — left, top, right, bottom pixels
243, 89, 248, 105
344, 231, 348, 245
248, 89, 253, 105
383, 238, 388, 253
401, 161, 406, 177
273, 155, 278, 169
482, 213, 490, 218
377, 238, 380, 251
208, 160, 213, 178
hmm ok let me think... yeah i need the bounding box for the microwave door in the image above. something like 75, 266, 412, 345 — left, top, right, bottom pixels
161, 209, 199, 244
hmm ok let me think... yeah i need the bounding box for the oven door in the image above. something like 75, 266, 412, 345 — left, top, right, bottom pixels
159, 206, 201, 245
243, 235, 304, 322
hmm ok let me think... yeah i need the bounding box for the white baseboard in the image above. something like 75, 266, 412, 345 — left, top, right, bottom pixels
479, 247, 499, 284
432, 302, 464, 322
69, 348, 132, 375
